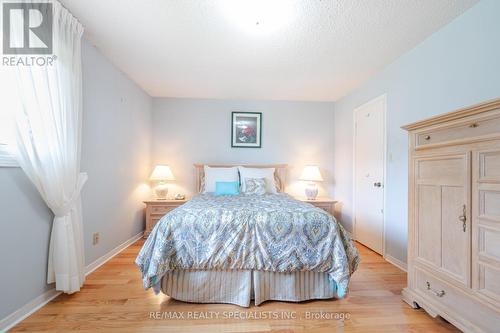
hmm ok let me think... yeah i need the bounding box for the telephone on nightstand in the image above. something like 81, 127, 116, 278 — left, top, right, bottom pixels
174, 193, 185, 200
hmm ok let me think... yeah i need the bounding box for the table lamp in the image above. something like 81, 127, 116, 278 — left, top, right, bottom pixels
299, 165, 323, 200
149, 165, 175, 200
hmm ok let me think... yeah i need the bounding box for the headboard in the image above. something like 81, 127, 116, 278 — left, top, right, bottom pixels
194, 164, 287, 193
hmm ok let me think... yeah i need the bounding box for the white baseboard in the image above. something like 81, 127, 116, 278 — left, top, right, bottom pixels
384, 254, 408, 272
1, 231, 143, 332
0, 288, 61, 332
85, 231, 143, 276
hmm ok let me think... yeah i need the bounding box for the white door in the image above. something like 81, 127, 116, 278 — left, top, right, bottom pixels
354, 95, 385, 254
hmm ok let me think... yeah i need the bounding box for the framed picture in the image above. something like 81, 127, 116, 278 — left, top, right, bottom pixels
231, 112, 262, 148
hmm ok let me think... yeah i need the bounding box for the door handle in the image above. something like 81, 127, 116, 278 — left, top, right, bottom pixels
373, 182, 382, 188
459, 204, 466, 232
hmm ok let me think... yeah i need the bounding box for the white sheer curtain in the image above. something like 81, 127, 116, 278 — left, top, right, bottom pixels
14, 1, 87, 293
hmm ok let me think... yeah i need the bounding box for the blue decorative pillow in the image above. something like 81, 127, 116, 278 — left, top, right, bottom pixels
214, 181, 240, 196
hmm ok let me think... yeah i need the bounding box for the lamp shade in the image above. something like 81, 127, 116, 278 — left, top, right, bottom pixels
149, 165, 175, 181
299, 165, 323, 182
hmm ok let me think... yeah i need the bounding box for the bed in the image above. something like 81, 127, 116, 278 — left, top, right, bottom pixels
136, 164, 359, 307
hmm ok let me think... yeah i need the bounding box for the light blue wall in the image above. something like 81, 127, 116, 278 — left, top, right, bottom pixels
333, 0, 500, 264
152, 98, 335, 198
81, 41, 152, 264
0, 168, 53, 321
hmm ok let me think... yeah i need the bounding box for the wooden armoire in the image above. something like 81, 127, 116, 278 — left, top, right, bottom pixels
402, 99, 500, 332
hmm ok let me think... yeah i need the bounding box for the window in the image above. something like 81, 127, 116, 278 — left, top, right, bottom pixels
0, 65, 20, 167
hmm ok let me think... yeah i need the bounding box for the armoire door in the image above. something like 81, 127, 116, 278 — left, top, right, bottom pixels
414, 152, 471, 286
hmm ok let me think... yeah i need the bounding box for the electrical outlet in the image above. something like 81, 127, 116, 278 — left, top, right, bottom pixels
92, 232, 100, 245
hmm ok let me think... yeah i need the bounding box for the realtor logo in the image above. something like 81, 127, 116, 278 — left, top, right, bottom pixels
3, 2, 53, 54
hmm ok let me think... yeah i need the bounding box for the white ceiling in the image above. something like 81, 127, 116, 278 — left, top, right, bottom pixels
60, 0, 478, 102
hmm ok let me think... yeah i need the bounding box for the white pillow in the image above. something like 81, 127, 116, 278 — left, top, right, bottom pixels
238, 166, 277, 194
203, 166, 239, 193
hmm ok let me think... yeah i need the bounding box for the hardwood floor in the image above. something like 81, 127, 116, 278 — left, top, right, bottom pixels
11, 241, 459, 332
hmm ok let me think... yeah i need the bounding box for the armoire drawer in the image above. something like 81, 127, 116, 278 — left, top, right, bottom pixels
416, 115, 500, 147
415, 267, 465, 315
415, 267, 500, 331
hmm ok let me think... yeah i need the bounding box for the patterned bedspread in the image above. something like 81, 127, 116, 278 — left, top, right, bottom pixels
136, 193, 359, 296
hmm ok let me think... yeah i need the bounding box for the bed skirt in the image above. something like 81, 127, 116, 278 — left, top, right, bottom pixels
161, 270, 339, 307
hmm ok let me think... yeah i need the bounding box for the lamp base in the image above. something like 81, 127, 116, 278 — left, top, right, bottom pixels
155, 183, 169, 200
305, 182, 318, 200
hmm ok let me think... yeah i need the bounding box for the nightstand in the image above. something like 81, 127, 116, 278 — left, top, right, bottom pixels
143, 199, 187, 238
296, 197, 337, 214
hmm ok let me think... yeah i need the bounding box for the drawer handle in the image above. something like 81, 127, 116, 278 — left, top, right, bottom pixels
426, 282, 445, 297
469, 123, 479, 128
423, 135, 431, 140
